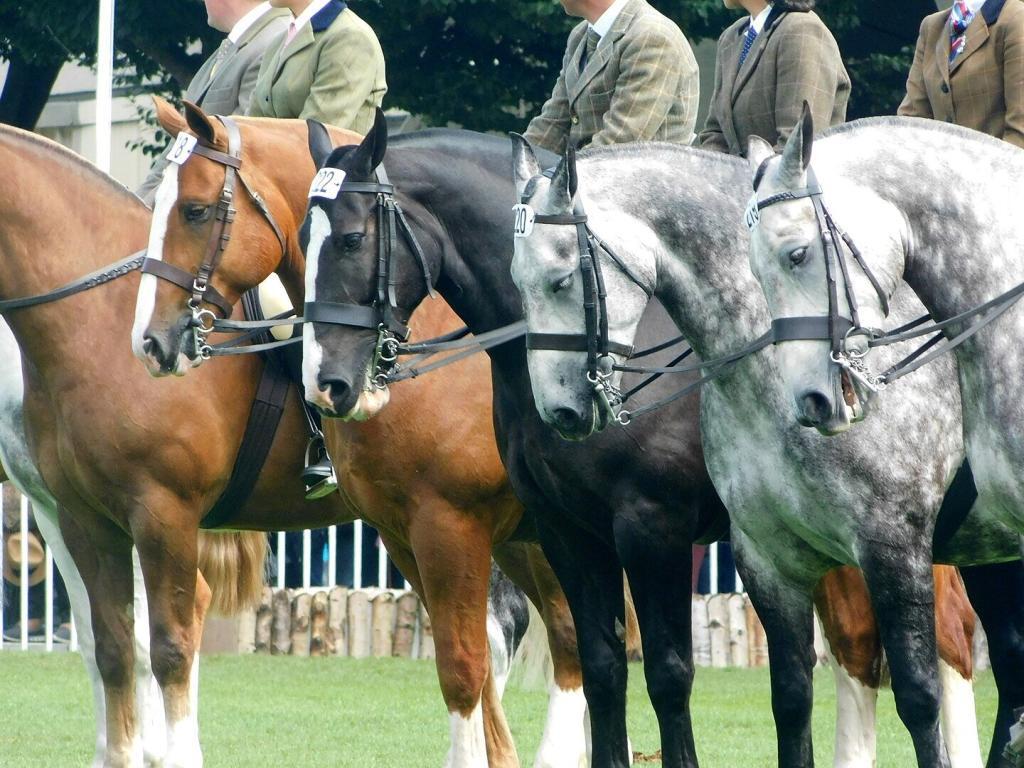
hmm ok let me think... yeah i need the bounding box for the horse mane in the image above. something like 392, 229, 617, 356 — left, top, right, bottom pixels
578, 140, 745, 170
819, 114, 1010, 150
0, 123, 145, 207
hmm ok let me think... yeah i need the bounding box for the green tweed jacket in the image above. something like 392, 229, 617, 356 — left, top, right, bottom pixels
524, 0, 699, 154
137, 6, 291, 203
248, 0, 386, 134
699, 9, 850, 156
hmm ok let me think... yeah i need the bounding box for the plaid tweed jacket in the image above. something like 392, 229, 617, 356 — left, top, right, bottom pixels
523, 0, 699, 154
699, 9, 849, 156
898, 0, 1024, 149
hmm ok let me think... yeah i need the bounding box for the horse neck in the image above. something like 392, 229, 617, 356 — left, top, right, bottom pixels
823, 125, 1024, 322
580, 149, 769, 360
0, 132, 150, 372
389, 141, 527, 370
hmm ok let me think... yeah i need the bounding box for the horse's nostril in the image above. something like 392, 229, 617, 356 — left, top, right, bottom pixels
552, 407, 581, 433
142, 336, 154, 356
799, 391, 833, 426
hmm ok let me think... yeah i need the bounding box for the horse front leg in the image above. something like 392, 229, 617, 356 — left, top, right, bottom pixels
408, 503, 518, 768
536, 517, 630, 768
131, 505, 208, 768
494, 540, 587, 768
61, 510, 141, 768
813, 566, 882, 768
961, 561, 1024, 767
615, 503, 697, 768
732, 528, 817, 768
860, 533, 949, 768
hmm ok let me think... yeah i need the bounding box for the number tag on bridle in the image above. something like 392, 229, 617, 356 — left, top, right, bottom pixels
512, 203, 536, 238
308, 168, 346, 200
167, 134, 198, 165
744, 194, 761, 231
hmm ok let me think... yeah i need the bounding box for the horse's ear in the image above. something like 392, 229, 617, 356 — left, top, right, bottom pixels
778, 102, 814, 187
183, 100, 219, 146
509, 133, 541, 198
307, 119, 334, 168
548, 154, 573, 210
152, 96, 187, 138
746, 137, 775, 177
348, 109, 388, 177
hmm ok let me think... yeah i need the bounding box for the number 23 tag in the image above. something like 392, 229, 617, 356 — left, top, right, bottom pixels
308, 168, 346, 200
512, 204, 536, 238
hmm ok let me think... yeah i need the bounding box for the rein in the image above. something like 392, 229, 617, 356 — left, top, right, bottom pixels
753, 162, 1024, 389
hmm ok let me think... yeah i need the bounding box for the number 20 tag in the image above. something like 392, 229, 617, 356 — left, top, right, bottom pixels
167, 134, 198, 165
512, 204, 535, 238
308, 168, 346, 200
744, 194, 761, 231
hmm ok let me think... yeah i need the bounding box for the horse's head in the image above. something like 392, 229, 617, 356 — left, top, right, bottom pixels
301, 110, 443, 420
746, 106, 906, 435
510, 136, 653, 440
132, 97, 304, 377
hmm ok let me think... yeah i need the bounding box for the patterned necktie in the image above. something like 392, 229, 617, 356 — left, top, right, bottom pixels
949, 0, 974, 64
579, 28, 600, 73
738, 24, 758, 68
208, 39, 232, 81
285, 21, 299, 46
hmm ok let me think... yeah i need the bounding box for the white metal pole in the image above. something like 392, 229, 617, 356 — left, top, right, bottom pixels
327, 526, 337, 588
301, 529, 311, 590
44, 545, 54, 652
377, 540, 387, 589
19, 495, 29, 649
709, 543, 719, 597
352, 521, 363, 590
276, 532, 286, 590
95, 0, 116, 172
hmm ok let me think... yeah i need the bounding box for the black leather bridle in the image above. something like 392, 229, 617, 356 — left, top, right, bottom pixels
140, 115, 287, 359
303, 166, 438, 385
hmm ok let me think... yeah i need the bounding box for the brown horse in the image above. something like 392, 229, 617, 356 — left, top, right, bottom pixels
129, 103, 584, 767
134, 103, 983, 766
0, 123, 579, 768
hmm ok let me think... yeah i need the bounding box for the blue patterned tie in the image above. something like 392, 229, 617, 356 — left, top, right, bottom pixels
738, 24, 758, 68
949, 0, 974, 64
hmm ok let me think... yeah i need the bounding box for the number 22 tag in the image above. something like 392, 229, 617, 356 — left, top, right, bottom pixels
308, 168, 346, 200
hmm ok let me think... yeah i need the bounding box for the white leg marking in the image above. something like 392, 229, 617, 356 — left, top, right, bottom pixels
132, 548, 167, 767
534, 685, 588, 768
302, 206, 330, 406
486, 613, 512, 700
132, 164, 178, 361
825, 641, 878, 768
445, 702, 488, 768
939, 660, 983, 768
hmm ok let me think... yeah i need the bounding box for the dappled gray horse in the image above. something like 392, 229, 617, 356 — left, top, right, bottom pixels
510, 138, 1023, 768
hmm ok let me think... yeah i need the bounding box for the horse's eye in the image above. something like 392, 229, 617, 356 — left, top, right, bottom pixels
552, 274, 574, 294
788, 247, 808, 267
183, 204, 210, 224
343, 233, 364, 252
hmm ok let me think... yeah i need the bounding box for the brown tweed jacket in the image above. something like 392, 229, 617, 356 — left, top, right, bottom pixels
523, 0, 699, 154
699, 9, 850, 156
898, 0, 1024, 149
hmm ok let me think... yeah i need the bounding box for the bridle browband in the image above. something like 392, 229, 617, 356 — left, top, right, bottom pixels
140, 115, 288, 359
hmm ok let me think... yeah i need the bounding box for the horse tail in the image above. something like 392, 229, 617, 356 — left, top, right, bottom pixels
508, 601, 553, 691
197, 531, 268, 615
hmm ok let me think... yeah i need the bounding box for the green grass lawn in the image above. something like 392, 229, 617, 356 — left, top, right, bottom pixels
0, 652, 998, 767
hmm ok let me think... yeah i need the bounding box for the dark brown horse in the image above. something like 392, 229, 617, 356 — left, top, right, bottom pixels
130, 101, 582, 767
0, 122, 578, 768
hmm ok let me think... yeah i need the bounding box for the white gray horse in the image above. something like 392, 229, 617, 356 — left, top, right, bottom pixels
510, 137, 1023, 768
0, 318, 170, 767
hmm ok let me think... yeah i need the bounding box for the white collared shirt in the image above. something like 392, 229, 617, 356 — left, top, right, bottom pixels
228, 2, 272, 43
290, 0, 332, 33
964, 0, 987, 14
749, 4, 773, 34
591, 0, 630, 38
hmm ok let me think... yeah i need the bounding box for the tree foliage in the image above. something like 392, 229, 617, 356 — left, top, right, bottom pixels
2, 0, 940, 131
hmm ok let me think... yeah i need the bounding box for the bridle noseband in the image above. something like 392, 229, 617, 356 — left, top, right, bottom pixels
140, 115, 287, 360
303, 165, 437, 387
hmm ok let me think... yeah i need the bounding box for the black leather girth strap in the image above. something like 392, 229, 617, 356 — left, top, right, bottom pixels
201, 288, 291, 529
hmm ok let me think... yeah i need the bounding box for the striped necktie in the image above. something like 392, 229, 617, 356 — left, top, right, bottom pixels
738, 24, 758, 68
949, 0, 974, 64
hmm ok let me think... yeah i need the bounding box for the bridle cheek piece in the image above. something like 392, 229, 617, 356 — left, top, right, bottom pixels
140, 115, 287, 361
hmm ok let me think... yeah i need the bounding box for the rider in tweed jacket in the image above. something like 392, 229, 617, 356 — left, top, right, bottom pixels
699, 0, 850, 156
524, 0, 699, 154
